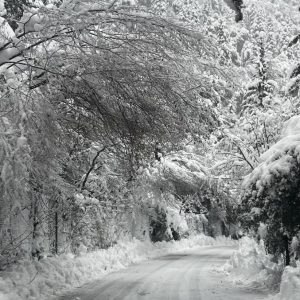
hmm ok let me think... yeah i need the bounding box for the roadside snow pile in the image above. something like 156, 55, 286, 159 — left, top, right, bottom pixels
223, 238, 300, 300
276, 263, 300, 300
0, 235, 235, 300
223, 237, 283, 290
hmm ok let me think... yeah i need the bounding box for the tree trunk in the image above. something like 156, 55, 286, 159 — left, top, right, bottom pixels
54, 200, 59, 254
32, 198, 39, 258
283, 235, 290, 266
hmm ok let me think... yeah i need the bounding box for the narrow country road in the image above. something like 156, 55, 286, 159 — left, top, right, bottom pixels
58, 245, 269, 300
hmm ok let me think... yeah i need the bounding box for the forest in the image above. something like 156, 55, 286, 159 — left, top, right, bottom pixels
0, 0, 300, 299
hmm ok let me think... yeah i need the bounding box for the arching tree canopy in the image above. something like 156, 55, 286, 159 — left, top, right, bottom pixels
2, 0, 300, 281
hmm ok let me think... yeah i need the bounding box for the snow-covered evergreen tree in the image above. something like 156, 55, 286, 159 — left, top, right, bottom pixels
240, 116, 300, 265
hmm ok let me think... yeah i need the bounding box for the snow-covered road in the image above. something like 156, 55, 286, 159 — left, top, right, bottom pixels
58, 245, 269, 300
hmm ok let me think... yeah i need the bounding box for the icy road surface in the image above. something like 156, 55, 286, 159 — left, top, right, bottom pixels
58, 245, 269, 300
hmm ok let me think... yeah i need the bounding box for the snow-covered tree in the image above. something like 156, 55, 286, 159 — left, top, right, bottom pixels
0, 0, 225, 266
240, 116, 300, 265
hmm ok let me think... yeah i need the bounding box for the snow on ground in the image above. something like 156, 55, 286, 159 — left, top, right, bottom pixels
222, 237, 300, 300
0, 235, 235, 300
59, 245, 268, 300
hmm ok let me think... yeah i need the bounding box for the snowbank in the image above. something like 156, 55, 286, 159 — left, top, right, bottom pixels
223, 237, 283, 290
0, 235, 235, 300
277, 263, 300, 300
223, 237, 300, 299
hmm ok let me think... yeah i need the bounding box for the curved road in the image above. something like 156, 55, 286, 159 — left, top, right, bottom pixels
59, 245, 269, 300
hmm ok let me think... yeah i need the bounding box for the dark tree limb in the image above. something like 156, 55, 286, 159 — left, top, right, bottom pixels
288, 35, 300, 48
235, 143, 255, 170
80, 146, 108, 191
